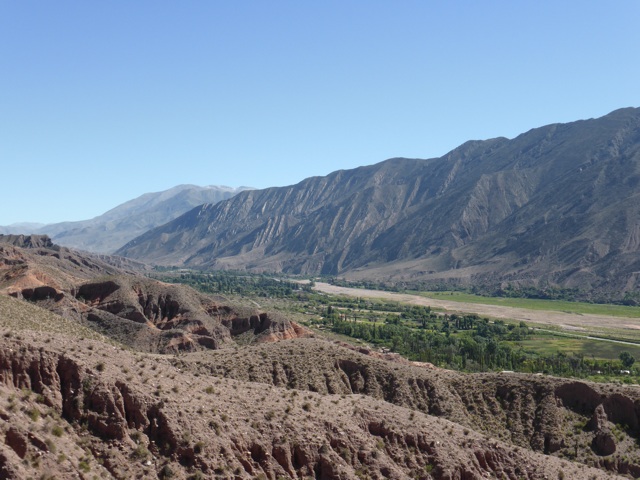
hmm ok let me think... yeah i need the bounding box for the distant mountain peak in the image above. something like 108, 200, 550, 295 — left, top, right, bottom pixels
0, 184, 250, 254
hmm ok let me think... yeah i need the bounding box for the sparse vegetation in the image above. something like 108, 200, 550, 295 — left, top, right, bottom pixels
78, 460, 90, 473
27, 407, 40, 421
0, 237, 637, 479
132, 443, 150, 459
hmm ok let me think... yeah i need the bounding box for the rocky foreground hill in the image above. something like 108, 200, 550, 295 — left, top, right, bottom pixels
1, 236, 640, 478
0, 317, 629, 480
0, 234, 304, 353
118, 107, 640, 294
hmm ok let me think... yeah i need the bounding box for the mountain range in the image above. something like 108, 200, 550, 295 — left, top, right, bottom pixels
116, 107, 640, 293
0, 184, 250, 253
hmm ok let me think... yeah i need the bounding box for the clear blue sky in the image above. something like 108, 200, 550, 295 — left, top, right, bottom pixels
1, 1, 638, 225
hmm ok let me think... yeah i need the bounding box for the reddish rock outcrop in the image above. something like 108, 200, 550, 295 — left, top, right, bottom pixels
4, 427, 27, 459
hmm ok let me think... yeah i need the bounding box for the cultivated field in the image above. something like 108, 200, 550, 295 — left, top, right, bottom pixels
313, 282, 640, 336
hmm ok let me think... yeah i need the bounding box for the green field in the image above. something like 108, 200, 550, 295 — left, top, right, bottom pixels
510, 334, 640, 360
412, 291, 640, 318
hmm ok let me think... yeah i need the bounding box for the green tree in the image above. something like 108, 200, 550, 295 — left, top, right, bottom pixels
619, 351, 636, 368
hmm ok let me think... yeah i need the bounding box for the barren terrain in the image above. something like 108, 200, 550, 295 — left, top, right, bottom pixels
2, 237, 640, 478
117, 108, 640, 295
0, 297, 633, 479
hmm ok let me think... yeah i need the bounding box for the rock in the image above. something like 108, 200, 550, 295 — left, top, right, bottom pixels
592, 430, 616, 456
555, 382, 601, 414
4, 427, 27, 459
602, 393, 639, 431
84, 383, 128, 440
589, 404, 609, 431
0, 450, 21, 479
587, 402, 621, 456
545, 436, 565, 454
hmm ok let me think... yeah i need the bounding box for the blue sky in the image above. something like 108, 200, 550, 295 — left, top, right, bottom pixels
1, 1, 638, 225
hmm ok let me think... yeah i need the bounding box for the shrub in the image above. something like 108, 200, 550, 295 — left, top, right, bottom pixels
45, 438, 56, 453
78, 460, 90, 472
159, 465, 175, 479
28, 407, 40, 421
132, 444, 150, 459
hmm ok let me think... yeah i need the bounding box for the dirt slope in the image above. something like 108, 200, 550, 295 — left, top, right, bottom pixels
182, 337, 640, 477
0, 305, 620, 479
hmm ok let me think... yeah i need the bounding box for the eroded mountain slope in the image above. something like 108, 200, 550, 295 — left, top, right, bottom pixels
181, 337, 640, 476
117, 108, 640, 293
2, 236, 640, 478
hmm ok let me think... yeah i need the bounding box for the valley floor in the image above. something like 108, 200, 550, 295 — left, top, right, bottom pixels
313, 283, 640, 335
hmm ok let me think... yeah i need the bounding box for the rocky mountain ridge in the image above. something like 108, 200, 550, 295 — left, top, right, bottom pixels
0, 184, 251, 254
118, 107, 640, 293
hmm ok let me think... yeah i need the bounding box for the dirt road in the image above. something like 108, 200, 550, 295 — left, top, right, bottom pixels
312, 282, 640, 332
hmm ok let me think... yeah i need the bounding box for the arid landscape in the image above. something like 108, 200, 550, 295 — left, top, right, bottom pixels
3, 2, 639, 478
1, 235, 640, 479
115, 108, 640, 298
3, 103, 640, 480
